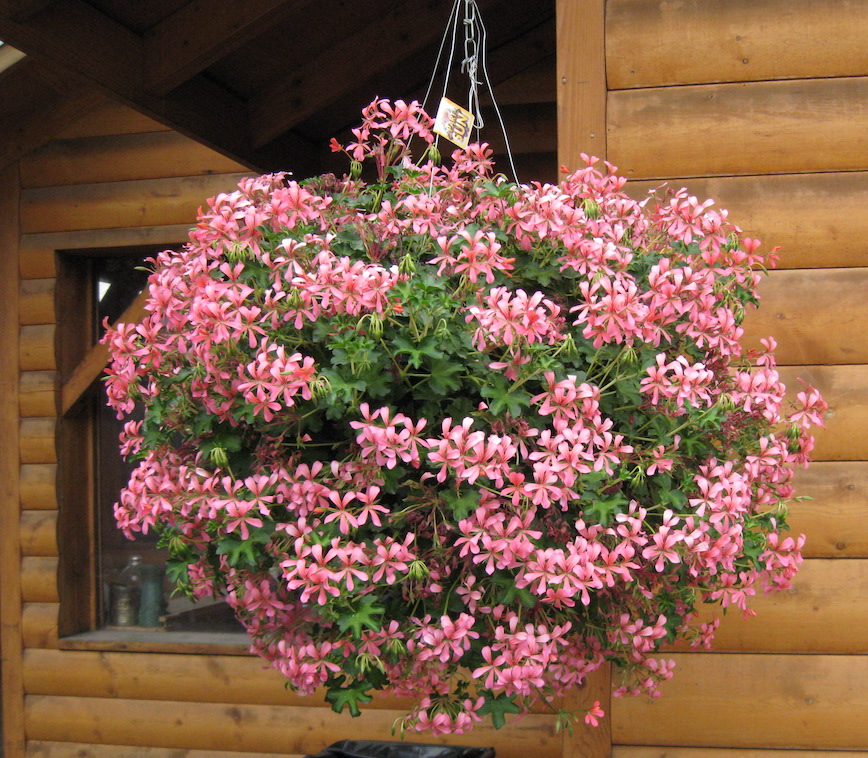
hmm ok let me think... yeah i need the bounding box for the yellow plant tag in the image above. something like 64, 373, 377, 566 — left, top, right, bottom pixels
433, 97, 475, 149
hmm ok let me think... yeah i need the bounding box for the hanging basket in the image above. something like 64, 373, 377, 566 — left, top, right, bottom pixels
104, 98, 825, 736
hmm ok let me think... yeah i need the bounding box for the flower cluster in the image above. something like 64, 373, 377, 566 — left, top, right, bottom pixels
104, 98, 825, 735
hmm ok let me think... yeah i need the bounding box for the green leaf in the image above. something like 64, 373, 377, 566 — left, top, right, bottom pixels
478, 691, 520, 729
336, 595, 385, 639
442, 489, 478, 520
325, 682, 373, 717
425, 357, 463, 394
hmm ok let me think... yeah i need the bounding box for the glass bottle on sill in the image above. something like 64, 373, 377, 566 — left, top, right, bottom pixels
110, 554, 143, 626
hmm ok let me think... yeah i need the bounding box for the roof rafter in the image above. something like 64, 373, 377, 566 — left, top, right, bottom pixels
144, 0, 312, 95
248, 0, 499, 149
0, 0, 320, 175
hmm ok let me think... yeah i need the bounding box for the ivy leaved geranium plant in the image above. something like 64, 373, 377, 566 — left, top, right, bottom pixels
104, 98, 825, 736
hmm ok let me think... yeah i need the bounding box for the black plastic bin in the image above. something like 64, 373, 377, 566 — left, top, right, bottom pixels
304, 740, 495, 758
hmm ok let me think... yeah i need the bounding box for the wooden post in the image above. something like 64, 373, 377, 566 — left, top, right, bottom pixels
1, 164, 25, 758
556, 0, 607, 170
556, 4, 612, 756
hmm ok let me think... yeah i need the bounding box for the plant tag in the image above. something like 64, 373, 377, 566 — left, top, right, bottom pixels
433, 97, 475, 149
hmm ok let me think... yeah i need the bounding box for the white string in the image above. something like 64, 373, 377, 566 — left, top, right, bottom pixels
422, 0, 519, 184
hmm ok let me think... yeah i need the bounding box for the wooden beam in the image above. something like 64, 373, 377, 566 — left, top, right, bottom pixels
556, 0, 606, 169
249, 0, 479, 149
0, 0, 143, 96
0, 0, 56, 22
0, 164, 25, 758
61, 288, 149, 416
144, 0, 311, 95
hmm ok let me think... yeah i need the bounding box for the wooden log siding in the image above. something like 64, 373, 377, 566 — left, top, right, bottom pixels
20, 173, 248, 234
606, 0, 868, 90
611, 655, 868, 750
24, 697, 561, 758
790, 463, 868, 558
607, 77, 868, 180
741, 268, 868, 366
625, 172, 868, 270
19, 464, 57, 511
26, 744, 305, 758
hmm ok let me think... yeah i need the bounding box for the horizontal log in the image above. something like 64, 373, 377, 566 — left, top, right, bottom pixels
611, 654, 868, 749
790, 462, 868, 558
24, 696, 561, 757
777, 365, 868, 462
20, 463, 58, 511
20, 417, 57, 464
26, 741, 305, 758
20, 324, 56, 371
606, 0, 868, 89
19, 246, 57, 280
625, 171, 868, 270
21, 510, 58, 557
20, 130, 247, 189
20, 370, 56, 418
20, 173, 249, 234
671, 559, 868, 654
20, 223, 190, 261
19, 278, 56, 325
21, 648, 568, 716
742, 268, 868, 365
614, 749, 868, 758
21, 556, 59, 603
52, 99, 171, 140
22, 603, 59, 649
608, 77, 868, 179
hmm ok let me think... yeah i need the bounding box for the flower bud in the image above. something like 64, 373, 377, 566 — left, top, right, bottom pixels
426, 145, 441, 165
309, 374, 332, 401
350, 160, 363, 179
408, 559, 429, 580
398, 253, 416, 277
583, 198, 601, 219
210, 446, 229, 469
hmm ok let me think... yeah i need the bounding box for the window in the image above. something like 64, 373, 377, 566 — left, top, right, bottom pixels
57, 247, 245, 649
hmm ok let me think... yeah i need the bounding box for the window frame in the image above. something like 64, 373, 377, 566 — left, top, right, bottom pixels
55, 245, 250, 655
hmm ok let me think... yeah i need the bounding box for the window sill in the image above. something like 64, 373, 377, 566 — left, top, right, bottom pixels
59, 627, 253, 655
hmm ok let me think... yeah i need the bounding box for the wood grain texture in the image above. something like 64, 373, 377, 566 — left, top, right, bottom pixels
21, 603, 59, 650
668, 559, 868, 654
790, 462, 868, 558
625, 171, 868, 270
19, 464, 57, 511
27, 743, 305, 758
20, 173, 248, 234
18, 278, 54, 324
18, 245, 55, 280
611, 654, 868, 749
608, 77, 868, 179
19, 418, 56, 464
19, 324, 55, 371
1, 163, 25, 758
51, 99, 170, 140
606, 0, 868, 89
20, 511, 57, 557
19, 370, 55, 418
24, 695, 561, 757
777, 365, 868, 462
557, 0, 606, 169
21, 556, 59, 603
20, 131, 246, 189
20, 223, 191, 261
742, 268, 868, 365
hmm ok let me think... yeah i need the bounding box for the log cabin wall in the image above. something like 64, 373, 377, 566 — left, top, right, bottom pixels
602, 0, 868, 754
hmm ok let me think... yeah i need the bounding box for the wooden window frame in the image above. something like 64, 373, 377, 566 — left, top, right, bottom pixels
55, 245, 249, 655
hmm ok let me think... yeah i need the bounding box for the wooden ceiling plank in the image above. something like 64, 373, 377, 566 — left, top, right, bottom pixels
0, 0, 143, 95
2, 0, 56, 21
144, 0, 312, 96
249, 0, 497, 149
